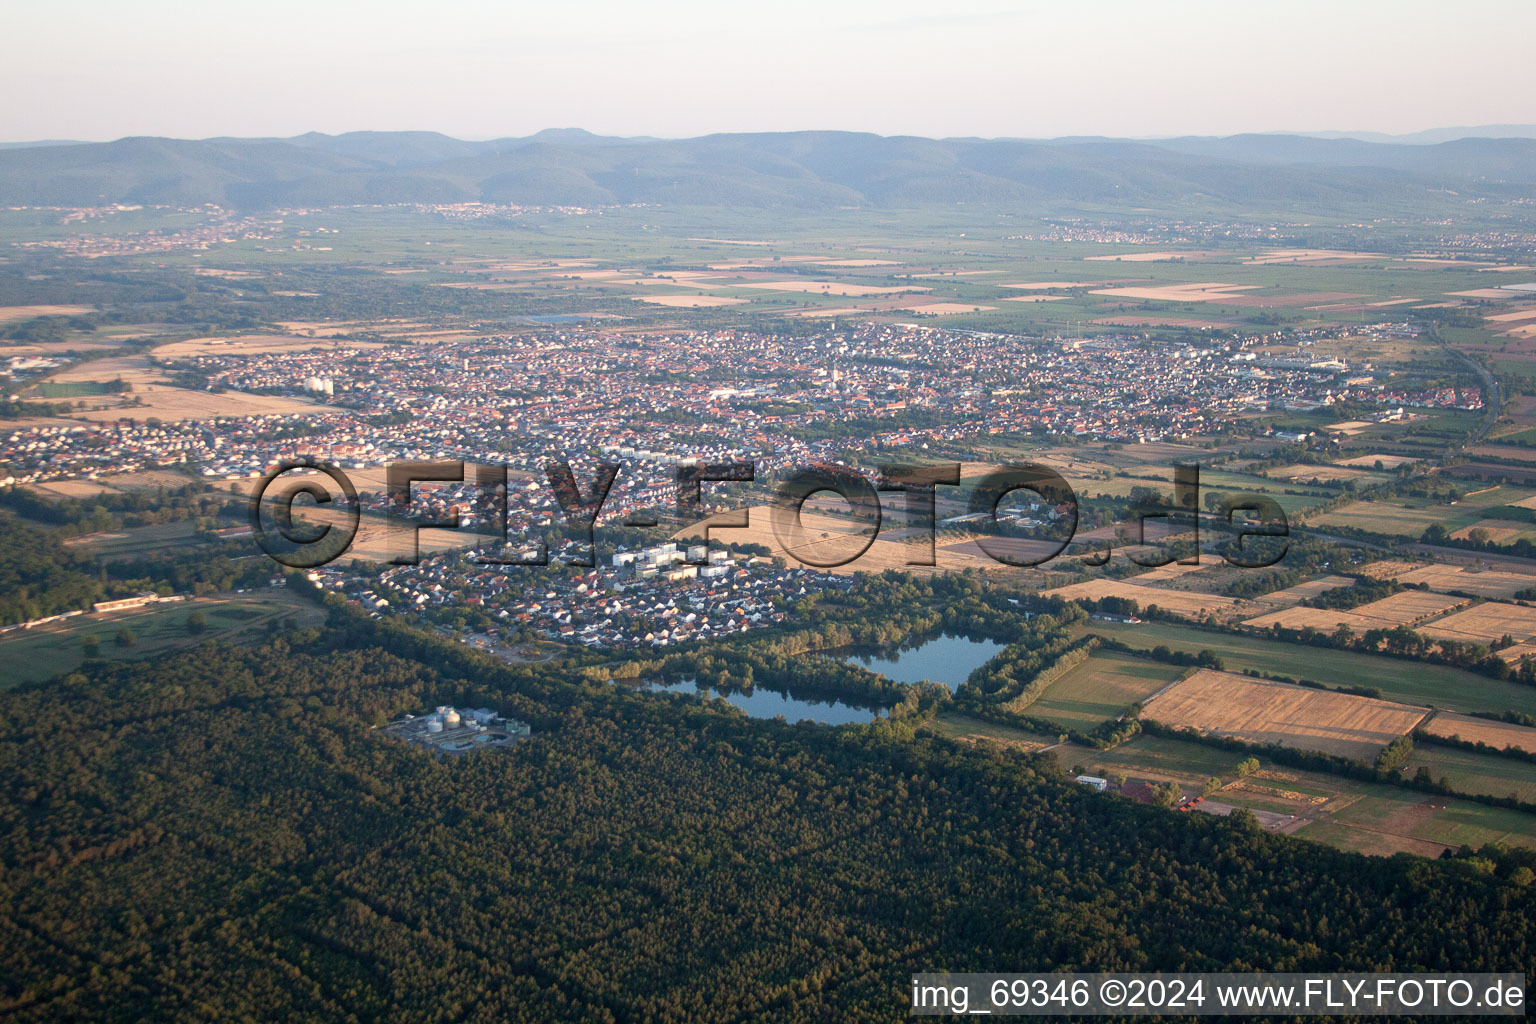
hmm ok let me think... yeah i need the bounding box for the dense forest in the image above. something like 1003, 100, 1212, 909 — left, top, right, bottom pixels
0, 614, 1531, 1022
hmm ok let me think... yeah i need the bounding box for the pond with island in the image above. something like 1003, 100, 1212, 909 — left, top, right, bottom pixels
837, 632, 1006, 691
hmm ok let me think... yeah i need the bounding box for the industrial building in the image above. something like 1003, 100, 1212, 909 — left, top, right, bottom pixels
378, 704, 531, 756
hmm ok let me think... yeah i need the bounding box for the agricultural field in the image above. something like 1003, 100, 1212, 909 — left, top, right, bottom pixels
1307, 485, 1536, 540
1247, 574, 1354, 608
1140, 669, 1427, 760
1365, 561, 1536, 600
63, 520, 212, 561
1042, 578, 1242, 619
1265, 464, 1389, 486
1023, 651, 1184, 728
152, 334, 384, 357
1068, 467, 1339, 517
0, 590, 324, 687
1077, 618, 1536, 716
1402, 746, 1536, 804
678, 504, 1006, 576
0, 303, 95, 321
925, 714, 1058, 753
1297, 791, 1536, 857
1241, 590, 1466, 633
1334, 453, 1419, 469
1417, 601, 1536, 645
1421, 713, 1536, 755
1044, 731, 1536, 857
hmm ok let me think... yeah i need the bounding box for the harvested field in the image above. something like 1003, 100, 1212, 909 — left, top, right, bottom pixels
26, 479, 122, 500
1336, 454, 1418, 468
1422, 713, 1536, 755
1227, 291, 1369, 308
1090, 314, 1238, 328
25, 469, 191, 502
1001, 281, 1112, 289
1242, 591, 1466, 632
45, 355, 165, 385
1494, 642, 1536, 664
787, 307, 864, 318
1084, 252, 1201, 262
634, 295, 748, 307
69, 387, 320, 422
1042, 578, 1240, 618
1417, 602, 1536, 646
1449, 520, 1529, 543
155, 334, 383, 357
1358, 560, 1421, 580
1485, 308, 1536, 323
1257, 575, 1355, 606
1243, 249, 1381, 265
1088, 282, 1259, 303
281, 506, 485, 564
1467, 445, 1536, 465
1267, 463, 1373, 483
1449, 288, 1525, 299
734, 281, 928, 297
1132, 561, 1213, 583
1142, 669, 1426, 760
676, 505, 1001, 577
0, 304, 93, 321
1389, 563, 1536, 599
901, 302, 995, 314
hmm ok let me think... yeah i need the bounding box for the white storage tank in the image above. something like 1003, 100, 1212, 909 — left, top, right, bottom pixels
443, 709, 461, 730
426, 718, 444, 734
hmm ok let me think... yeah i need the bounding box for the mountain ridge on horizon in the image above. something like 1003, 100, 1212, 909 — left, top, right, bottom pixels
3, 126, 1535, 213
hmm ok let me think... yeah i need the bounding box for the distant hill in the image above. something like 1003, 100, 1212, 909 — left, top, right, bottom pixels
1299, 124, 1536, 145
2, 129, 1534, 211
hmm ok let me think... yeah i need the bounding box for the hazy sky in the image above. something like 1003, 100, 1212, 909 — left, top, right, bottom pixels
4, 0, 1534, 142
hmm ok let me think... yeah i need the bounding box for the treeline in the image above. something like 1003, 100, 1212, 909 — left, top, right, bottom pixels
0, 514, 105, 624
0, 513, 279, 625
1302, 575, 1401, 610
1423, 522, 1536, 560
0, 481, 237, 534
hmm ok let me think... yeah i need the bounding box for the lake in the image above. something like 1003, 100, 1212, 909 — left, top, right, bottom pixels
840, 633, 1006, 690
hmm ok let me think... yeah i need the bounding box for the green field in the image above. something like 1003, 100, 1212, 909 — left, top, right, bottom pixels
927, 714, 1058, 750
33, 380, 118, 398
0, 590, 324, 686
1075, 470, 1339, 517
67, 520, 211, 560
1028, 651, 1183, 728
1057, 733, 1251, 784
1319, 788, 1536, 853
1403, 745, 1536, 804
1043, 730, 1536, 856
1076, 619, 1536, 717
1308, 485, 1536, 540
